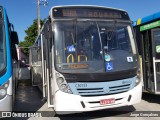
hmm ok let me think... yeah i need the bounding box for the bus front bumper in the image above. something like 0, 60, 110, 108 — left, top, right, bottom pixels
0, 95, 12, 111
54, 82, 142, 114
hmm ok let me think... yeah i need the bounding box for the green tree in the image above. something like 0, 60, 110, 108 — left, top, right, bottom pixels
18, 19, 44, 55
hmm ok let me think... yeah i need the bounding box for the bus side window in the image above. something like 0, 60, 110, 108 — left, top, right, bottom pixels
0, 29, 3, 50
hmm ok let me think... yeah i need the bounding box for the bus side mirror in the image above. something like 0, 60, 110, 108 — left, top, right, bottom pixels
11, 31, 19, 44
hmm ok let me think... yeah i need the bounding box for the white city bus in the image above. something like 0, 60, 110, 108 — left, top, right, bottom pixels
30, 5, 142, 114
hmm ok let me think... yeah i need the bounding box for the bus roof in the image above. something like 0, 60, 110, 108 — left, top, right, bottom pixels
133, 11, 160, 27
49, 5, 129, 20
50, 5, 127, 13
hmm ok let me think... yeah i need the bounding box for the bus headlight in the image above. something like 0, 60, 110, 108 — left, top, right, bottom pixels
56, 77, 72, 94
136, 69, 141, 86
0, 81, 9, 100
0, 89, 7, 96
57, 77, 64, 84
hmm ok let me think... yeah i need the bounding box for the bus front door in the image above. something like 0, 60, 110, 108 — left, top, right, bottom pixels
30, 47, 42, 86
151, 28, 160, 94
141, 31, 154, 92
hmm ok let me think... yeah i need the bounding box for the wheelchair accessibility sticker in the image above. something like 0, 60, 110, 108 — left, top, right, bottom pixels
106, 62, 113, 71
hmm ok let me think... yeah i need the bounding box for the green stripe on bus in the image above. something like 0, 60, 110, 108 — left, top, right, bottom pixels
140, 20, 160, 31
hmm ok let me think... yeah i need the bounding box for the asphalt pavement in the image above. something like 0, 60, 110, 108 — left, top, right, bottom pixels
2, 80, 160, 120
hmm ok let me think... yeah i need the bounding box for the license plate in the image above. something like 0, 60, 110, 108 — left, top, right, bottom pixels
100, 98, 115, 105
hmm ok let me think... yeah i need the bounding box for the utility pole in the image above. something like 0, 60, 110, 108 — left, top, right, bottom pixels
37, 0, 48, 34
37, 0, 40, 34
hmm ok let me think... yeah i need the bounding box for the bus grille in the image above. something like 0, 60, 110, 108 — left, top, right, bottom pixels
77, 84, 130, 96
68, 77, 136, 96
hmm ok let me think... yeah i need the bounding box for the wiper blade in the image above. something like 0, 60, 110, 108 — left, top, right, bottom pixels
107, 20, 117, 40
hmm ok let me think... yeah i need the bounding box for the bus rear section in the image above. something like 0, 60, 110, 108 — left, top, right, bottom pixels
133, 12, 160, 94
30, 6, 142, 114
0, 6, 19, 111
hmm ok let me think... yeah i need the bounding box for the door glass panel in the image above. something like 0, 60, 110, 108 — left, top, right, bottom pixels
153, 30, 160, 59
152, 29, 160, 93
30, 46, 42, 86
156, 63, 160, 92
143, 31, 153, 90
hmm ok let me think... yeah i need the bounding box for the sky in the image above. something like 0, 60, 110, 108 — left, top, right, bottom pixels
1, 0, 160, 41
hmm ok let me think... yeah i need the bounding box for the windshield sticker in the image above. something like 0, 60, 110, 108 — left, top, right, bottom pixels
105, 54, 111, 62
62, 64, 89, 69
67, 45, 75, 52
156, 45, 160, 53
127, 57, 133, 62
106, 62, 113, 71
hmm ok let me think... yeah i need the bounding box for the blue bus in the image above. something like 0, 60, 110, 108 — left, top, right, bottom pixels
0, 6, 19, 111
133, 12, 160, 94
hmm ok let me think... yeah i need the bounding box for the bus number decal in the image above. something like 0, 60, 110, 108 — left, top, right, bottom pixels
75, 83, 87, 88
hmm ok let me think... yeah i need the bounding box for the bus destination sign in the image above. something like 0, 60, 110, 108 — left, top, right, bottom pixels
62, 9, 121, 19
52, 7, 129, 20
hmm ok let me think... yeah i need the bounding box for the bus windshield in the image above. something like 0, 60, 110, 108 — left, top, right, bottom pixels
0, 23, 5, 72
54, 20, 138, 73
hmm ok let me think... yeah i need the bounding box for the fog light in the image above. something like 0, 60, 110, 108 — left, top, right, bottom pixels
60, 84, 67, 90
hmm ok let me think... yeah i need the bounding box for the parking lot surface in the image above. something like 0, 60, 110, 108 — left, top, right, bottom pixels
4, 83, 160, 120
